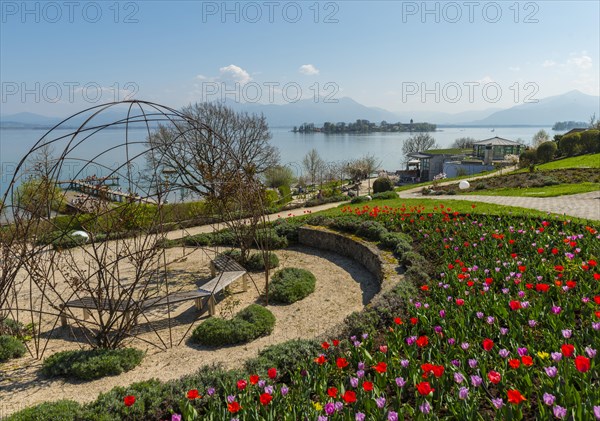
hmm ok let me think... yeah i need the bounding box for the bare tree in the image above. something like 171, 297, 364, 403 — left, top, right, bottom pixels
532, 129, 550, 147
402, 133, 438, 156
147, 102, 279, 196
302, 149, 325, 185
452, 137, 476, 149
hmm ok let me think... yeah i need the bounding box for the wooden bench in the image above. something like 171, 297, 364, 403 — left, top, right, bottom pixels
60, 260, 248, 326
210, 254, 246, 275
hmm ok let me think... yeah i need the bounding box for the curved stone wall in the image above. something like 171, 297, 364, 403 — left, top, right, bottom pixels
297, 226, 401, 291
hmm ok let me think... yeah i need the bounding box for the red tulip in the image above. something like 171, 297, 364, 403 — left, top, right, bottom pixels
487, 370, 501, 384
482, 339, 494, 351
123, 395, 135, 407
268, 368, 277, 379
574, 355, 591, 373
416, 381, 434, 396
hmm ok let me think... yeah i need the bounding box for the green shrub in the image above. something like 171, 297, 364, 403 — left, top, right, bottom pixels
341, 278, 417, 338
305, 195, 346, 207
245, 252, 279, 272
0, 335, 26, 362
5, 400, 83, 421
0, 317, 26, 337
278, 185, 293, 204
372, 190, 397, 200
245, 339, 322, 380
356, 220, 388, 241
192, 304, 275, 347
379, 232, 412, 253
272, 219, 303, 243
519, 149, 538, 167
183, 233, 212, 247
211, 229, 237, 246
536, 141, 557, 163
329, 215, 362, 233
42, 348, 144, 380
401, 251, 427, 268
156, 238, 182, 248
373, 177, 394, 193
255, 228, 288, 249
270, 268, 316, 304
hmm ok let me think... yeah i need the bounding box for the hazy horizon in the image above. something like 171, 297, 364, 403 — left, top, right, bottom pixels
1, 1, 598, 117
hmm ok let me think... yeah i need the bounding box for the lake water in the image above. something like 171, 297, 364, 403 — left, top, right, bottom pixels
1, 125, 556, 198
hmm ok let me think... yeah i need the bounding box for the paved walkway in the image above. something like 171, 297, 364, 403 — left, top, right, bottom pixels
398, 190, 600, 221
396, 168, 600, 221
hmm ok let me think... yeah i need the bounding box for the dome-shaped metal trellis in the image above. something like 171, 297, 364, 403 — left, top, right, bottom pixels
0, 100, 253, 354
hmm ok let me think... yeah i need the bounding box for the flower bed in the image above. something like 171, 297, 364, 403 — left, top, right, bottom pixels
7, 203, 599, 420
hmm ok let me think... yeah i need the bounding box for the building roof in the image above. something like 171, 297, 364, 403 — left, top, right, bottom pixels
473, 137, 521, 146
407, 152, 431, 159
563, 128, 587, 136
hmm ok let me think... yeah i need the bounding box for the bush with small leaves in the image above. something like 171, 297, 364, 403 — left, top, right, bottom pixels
5, 400, 83, 421
183, 233, 212, 247
270, 268, 316, 304
372, 190, 397, 200
350, 195, 371, 204
356, 220, 388, 241
373, 177, 394, 193
245, 252, 279, 272
536, 141, 557, 163
42, 348, 144, 380
245, 339, 322, 381
192, 304, 275, 347
272, 219, 303, 243
0, 335, 26, 362
255, 228, 288, 249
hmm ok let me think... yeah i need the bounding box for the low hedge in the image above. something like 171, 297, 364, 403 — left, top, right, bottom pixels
244, 338, 322, 381
246, 251, 280, 272
5, 400, 83, 421
192, 304, 276, 347
371, 190, 398, 200
0, 335, 26, 362
269, 267, 316, 304
255, 228, 288, 249
42, 348, 144, 380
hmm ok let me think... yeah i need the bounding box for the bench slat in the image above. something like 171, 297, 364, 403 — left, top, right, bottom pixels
201, 271, 246, 293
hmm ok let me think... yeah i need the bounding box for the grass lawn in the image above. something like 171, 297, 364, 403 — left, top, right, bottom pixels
511, 153, 600, 172
319, 197, 567, 220
463, 182, 599, 198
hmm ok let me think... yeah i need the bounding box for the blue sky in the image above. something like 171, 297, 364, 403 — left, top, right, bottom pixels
1, 0, 598, 116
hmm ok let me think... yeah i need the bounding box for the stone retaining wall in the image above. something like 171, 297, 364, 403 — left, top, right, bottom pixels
297, 226, 400, 291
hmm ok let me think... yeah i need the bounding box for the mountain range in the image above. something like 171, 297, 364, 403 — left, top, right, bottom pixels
1, 90, 598, 129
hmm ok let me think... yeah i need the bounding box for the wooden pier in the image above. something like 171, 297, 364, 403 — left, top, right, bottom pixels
58, 177, 156, 205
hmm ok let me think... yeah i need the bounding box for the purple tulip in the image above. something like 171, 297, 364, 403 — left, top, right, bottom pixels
458, 387, 469, 400
545, 366, 558, 378
280, 386, 289, 396
395, 377, 406, 387
517, 347, 528, 357
543, 393, 556, 406
388, 411, 398, 421
470, 375, 483, 387
375, 396, 386, 408
492, 398, 504, 409
499, 349, 510, 358
325, 402, 336, 415
355, 413, 366, 421
419, 401, 431, 414
553, 405, 567, 419
350, 377, 359, 388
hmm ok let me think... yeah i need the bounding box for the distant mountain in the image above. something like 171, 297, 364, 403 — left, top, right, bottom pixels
1, 110, 162, 129
468, 90, 600, 126
224, 97, 403, 127
3, 90, 598, 129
